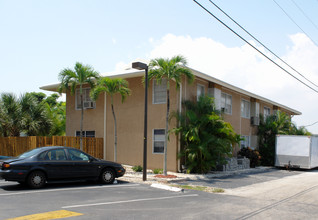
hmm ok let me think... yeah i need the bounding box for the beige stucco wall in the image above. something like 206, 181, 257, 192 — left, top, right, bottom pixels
65, 77, 180, 172
65, 85, 105, 138
64, 74, 296, 172
105, 76, 179, 172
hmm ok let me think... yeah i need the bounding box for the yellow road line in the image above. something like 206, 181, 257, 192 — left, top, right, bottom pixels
6, 210, 83, 220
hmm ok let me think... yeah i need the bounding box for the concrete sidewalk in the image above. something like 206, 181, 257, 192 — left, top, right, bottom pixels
121, 165, 274, 185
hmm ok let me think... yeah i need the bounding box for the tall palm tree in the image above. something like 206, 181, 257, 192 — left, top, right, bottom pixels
90, 77, 131, 162
58, 62, 99, 150
148, 55, 194, 175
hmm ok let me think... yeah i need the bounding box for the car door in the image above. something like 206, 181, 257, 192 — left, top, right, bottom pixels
66, 148, 99, 178
39, 149, 73, 180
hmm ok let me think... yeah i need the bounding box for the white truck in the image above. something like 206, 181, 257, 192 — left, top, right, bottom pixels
275, 135, 318, 169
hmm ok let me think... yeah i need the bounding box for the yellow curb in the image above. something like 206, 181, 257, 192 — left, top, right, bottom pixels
6, 210, 83, 220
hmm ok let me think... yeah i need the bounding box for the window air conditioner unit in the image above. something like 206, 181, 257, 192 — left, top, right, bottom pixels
251, 116, 260, 126
83, 101, 94, 109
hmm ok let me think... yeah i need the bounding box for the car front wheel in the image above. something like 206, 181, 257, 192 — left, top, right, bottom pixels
100, 168, 115, 184
27, 171, 46, 189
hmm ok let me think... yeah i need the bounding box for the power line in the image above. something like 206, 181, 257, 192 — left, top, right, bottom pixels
303, 121, 318, 127
192, 0, 318, 94
208, 0, 318, 88
273, 0, 318, 48
291, 0, 318, 32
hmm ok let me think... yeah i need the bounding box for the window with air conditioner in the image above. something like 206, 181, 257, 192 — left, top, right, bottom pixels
221, 92, 232, 115
76, 88, 96, 110
153, 79, 167, 104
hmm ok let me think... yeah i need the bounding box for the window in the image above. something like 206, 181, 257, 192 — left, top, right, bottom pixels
241, 99, 250, 118
76, 88, 95, 110
153, 129, 165, 154
76, 130, 95, 138
240, 136, 250, 149
221, 93, 232, 114
197, 84, 205, 101
40, 149, 67, 161
68, 148, 90, 161
264, 107, 271, 118
153, 79, 167, 104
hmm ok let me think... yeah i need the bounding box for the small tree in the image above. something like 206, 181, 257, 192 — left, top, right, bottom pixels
172, 96, 241, 173
148, 55, 194, 175
90, 77, 131, 162
58, 62, 99, 150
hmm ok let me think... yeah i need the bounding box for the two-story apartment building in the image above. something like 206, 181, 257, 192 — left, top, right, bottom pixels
41, 67, 301, 172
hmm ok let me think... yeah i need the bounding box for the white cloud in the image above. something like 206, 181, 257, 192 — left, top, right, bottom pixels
148, 33, 318, 133
114, 61, 130, 71
112, 38, 117, 44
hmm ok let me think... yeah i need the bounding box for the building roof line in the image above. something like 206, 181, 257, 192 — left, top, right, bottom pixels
40, 66, 301, 115
190, 67, 301, 115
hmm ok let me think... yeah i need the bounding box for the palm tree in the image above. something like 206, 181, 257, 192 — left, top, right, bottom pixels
90, 77, 131, 162
20, 94, 53, 136
148, 55, 194, 175
58, 62, 99, 150
0, 93, 23, 137
0, 93, 53, 137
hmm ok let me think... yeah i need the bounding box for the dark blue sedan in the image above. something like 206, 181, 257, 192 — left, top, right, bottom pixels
0, 146, 125, 188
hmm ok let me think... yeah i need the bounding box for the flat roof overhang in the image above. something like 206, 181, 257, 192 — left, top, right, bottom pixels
40, 67, 301, 116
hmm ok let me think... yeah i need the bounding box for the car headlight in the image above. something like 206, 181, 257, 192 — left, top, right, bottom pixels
2, 163, 11, 169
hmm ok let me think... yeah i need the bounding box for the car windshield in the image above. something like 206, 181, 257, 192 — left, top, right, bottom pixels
17, 148, 43, 159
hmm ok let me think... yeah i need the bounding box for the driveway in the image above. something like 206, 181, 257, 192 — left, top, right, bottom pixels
1, 168, 318, 219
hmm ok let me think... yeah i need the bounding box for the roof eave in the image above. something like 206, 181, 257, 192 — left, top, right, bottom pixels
40, 69, 145, 93
190, 68, 301, 116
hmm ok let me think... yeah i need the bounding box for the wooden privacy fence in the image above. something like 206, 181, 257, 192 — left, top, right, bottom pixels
0, 136, 104, 159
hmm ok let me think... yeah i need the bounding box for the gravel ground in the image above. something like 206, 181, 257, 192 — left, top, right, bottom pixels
120, 165, 274, 186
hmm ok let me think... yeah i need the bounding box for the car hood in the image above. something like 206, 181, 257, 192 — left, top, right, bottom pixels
97, 159, 123, 167
0, 157, 23, 163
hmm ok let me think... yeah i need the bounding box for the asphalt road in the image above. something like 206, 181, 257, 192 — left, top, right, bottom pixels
1, 168, 318, 219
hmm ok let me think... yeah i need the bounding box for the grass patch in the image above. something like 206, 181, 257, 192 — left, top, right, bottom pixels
132, 165, 142, 172
171, 184, 224, 193
212, 188, 225, 193
153, 168, 163, 174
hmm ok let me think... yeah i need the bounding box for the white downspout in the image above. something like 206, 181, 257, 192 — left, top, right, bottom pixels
103, 92, 107, 160
177, 83, 182, 172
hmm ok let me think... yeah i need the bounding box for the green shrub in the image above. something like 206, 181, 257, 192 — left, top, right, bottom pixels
132, 165, 142, 172
172, 96, 241, 174
153, 168, 163, 174
238, 147, 261, 168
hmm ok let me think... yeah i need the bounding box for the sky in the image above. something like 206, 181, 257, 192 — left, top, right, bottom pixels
1, 0, 318, 133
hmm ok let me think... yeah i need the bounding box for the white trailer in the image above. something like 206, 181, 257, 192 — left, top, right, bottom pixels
275, 135, 318, 169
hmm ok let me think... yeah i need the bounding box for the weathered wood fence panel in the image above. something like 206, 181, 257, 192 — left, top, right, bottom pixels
0, 136, 103, 159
